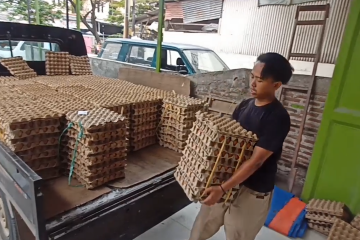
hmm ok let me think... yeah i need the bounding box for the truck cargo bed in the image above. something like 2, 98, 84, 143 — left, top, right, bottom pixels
42, 145, 180, 220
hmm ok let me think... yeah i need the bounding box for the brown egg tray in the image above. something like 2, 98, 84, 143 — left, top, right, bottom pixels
18, 146, 58, 162
62, 136, 127, 156
1, 125, 60, 141
352, 215, 360, 231
175, 112, 257, 202
0, 76, 20, 84
158, 135, 186, 148
37, 167, 60, 180
70, 55, 92, 75
35, 98, 96, 115
131, 121, 157, 134
26, 157, 59, 171
66, 128, 128, 143
158, 140, 183, 153
72, 168, 125, 189
306, 212, 340, 224
61, 147, 127, 166
65, 108, 127, 131
131, 129, 157, 142
63, 159, 126, 178
3, 135, 58, 152
174, 169, 238, 203
131, 114, 157, 125
308, 222, 331, 236
0, 57, 37, 79
306, 199, 346, 217
131, 136, 157, 151
64, 130, 128, 147
328, 219, 360, 240
45, 52, 70, 76
159, 126, 190, 141
161, 110, 196, 123
0, 97, 38, 109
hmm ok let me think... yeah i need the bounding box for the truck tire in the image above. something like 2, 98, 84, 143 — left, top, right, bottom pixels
0, 189, 18, 240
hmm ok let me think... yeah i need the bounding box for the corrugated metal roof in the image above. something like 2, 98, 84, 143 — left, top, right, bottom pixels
165, 2, 184, 20
182, 0, 223, 24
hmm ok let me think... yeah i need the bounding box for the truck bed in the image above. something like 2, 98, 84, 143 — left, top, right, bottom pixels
42, 145, 180, 220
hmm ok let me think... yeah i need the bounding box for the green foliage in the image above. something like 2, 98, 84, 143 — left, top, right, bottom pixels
107, 0, 125, 25
136, 0, 158, 15
0, 0, 63, 25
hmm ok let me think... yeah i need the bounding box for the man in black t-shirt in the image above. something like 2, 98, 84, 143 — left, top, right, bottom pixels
189, 53, 292, 240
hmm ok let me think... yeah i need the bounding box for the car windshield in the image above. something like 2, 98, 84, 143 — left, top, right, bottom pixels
183, 49, 229, 73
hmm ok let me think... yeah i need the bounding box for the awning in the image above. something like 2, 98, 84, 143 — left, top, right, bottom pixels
258, 0, 322, 6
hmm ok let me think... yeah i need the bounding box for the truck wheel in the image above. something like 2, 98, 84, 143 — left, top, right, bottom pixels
0, 189, 18, 240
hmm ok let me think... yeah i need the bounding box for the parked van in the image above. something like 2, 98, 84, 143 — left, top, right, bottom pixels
0, 40, 58, 60
98, 38, 230, 75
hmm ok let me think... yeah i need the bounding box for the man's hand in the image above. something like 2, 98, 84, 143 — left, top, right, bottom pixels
202, 186, 224, 206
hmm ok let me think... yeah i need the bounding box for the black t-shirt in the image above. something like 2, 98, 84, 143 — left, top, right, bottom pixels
232, 98, 290, 193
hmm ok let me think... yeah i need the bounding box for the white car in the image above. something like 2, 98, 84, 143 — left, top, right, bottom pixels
0, 40, 56, 60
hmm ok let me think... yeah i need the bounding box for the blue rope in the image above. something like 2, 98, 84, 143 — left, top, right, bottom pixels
58, 122, 84, 187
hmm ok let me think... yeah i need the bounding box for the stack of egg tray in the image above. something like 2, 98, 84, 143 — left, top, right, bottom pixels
32, 93, 96, 121
9, 82, 59, 97
306, 199, 351, 236
0, 57, 37, 79
328, 219, 360, 240
159, 96, 206, 153
45, 52, 70, 76
61, 108, 128, 189
352, 214, 360, 231
56, 85, 132, 119
0, 76, 20, 85
0, 99, 61, 180
174, 111, 258, 203
125, 95, 162, 151
70, 55, 92, 75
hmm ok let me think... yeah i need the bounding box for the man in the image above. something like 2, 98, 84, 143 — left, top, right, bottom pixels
189, 52, 293, 240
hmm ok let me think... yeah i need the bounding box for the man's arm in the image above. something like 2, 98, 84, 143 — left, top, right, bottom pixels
221, 112, 290, 192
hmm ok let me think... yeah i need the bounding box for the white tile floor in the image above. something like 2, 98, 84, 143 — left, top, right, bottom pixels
134, 203, 327, 240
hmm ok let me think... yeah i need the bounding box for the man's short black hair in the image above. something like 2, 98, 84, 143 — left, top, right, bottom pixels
256, 52, 294, 85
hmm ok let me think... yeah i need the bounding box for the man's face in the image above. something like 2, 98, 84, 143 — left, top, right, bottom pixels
250, 62, 282, 99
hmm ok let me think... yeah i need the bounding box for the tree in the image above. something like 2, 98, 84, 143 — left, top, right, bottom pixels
0, 0, 63, 25
68, 0, 110, 44
136, 0, 158, 15
107, 0, 125, 25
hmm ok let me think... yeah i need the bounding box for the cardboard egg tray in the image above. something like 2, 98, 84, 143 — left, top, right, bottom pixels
307, 199, 346, 217
0, 76, 20, 84
158, 97, 206, 153
69, 55, 92, 75
131, 136, 157, 151
174, 112, 257, 203
352, 215, 360, 231
26, 157, 59, 172
61, 108, 128, 188
45, 52, 70, 76
72, 169, 125, 189
0, 57, 37, 79
308, 222, 331, 235
17, 146, 58, 163
328, 219, 360, 240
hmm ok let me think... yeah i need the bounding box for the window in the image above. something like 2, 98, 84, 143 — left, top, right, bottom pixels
160, 49, 188, 73
0, 40, 60, 61
100, 42, 122, 60
127, 46, 155, 67
166, 50, 181, 66
183, 50, 229, 73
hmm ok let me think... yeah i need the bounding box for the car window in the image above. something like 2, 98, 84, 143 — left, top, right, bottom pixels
127, 45, 155, 67
101, 42, 122, 60
167, 50, 181, 66
0, 40, 60, 61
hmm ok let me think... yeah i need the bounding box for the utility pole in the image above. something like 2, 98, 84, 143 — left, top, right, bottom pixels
35, 0, 40, 24
26, 0, 31, 24
124, 0, 129, 38
76, 0, 81, 30
131, 0, 136, 36
155, 0, 164, 72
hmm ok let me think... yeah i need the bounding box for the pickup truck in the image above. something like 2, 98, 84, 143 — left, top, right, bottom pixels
0, 22, 190, 240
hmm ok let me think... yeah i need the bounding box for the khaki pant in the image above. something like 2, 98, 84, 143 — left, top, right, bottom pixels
189, 186, 273, 240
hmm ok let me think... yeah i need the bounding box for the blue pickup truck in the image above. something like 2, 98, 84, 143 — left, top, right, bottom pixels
97, 38, 230, 75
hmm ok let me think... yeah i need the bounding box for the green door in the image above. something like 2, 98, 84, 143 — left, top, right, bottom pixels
302, 0, 360, 214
